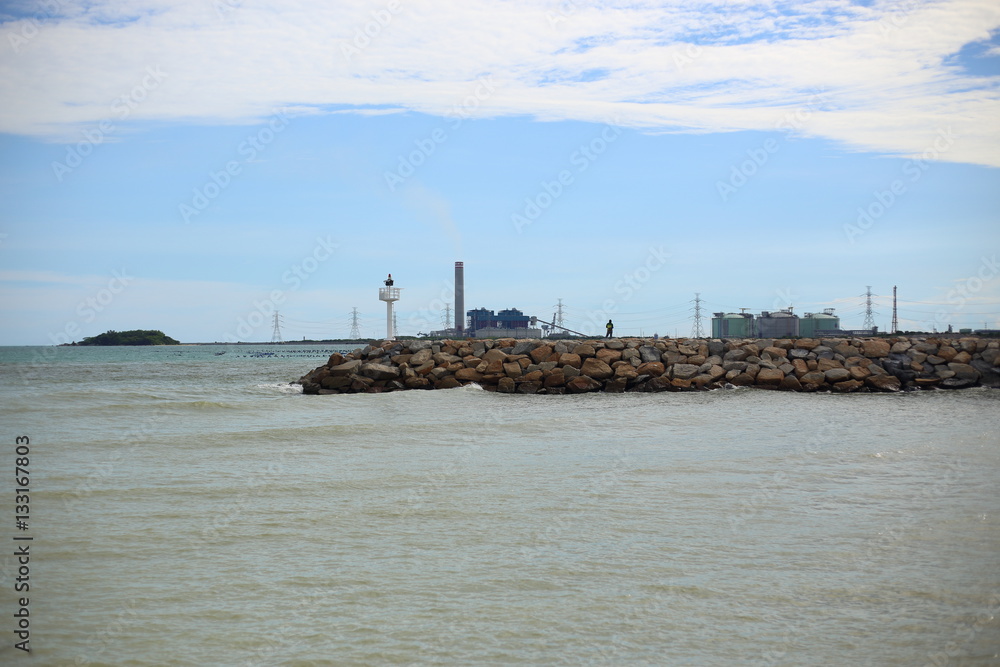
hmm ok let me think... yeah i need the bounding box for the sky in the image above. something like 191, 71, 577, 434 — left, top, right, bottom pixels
1, 0, 999, 344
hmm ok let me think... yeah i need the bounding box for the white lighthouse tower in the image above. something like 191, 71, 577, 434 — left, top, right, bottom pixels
379, 274, 400, 340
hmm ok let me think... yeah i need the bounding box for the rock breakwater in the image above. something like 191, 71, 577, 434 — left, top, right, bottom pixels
297, 336, 1000, 395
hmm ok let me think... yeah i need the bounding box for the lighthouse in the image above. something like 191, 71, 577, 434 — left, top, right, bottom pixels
379, 274, 400, 340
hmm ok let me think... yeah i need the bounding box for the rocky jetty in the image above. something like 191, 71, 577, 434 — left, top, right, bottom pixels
297, 336, 1000, 395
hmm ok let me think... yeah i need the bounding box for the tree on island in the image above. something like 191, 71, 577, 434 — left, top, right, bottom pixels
76, 330, 180, 346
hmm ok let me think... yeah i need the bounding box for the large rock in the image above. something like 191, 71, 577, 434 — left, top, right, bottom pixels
672, 363, 700, 380
756, 368, 785, 386
970, 360, 1000, 387
511, 341, 538, 355
454, 368, 484, 383
435, 376, 462, 389
529, 345, 554, 364
360, 363, 400, 381
596, 348, 622, 365
636, 361, 665, 377
639, 346, 661, 364
581, 358, 614, 380
572, 344, 596, 358
482, 348, 508, 363
329, 359, 362, 376
558, 353, 582, 369
865, 374, 901, 392
824, 368, 851, 383
497, 377, 515, 393
948, 362, 980, 382
565, 375, 602, 393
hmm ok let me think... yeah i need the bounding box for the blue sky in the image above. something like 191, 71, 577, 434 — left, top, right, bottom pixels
1, 0, 999, 344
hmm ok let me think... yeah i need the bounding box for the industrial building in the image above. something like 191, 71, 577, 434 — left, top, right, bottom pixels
799, 309, 841, 338
467, 307, 541, 339
711, 311, 755, 338
710, 308, 857, 338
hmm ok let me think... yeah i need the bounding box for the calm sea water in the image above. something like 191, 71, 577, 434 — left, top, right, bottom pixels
1, 344, 998, 666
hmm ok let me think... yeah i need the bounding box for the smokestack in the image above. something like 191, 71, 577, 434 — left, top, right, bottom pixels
454, 261, 464, 333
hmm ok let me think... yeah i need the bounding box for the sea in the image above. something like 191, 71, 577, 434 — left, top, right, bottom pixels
0, 343, 998, 666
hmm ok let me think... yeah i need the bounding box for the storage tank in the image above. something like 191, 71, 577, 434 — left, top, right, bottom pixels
711, 312, 755, 338
799, 308, 840, 338
756, 310, 799, 337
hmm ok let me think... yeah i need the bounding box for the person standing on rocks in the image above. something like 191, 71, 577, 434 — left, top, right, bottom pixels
606, 320, 614, 338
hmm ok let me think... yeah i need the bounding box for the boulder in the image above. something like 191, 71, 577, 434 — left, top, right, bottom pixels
558, 353, 582, 369
572, 344, 597, 358
833, 379, 864, 392
779, 375, 802, 391
497, 377, 515, 393
565, 375, 602, 393
329, 359, 362, 376
516, 381, 541, 394
596, 348, 622, 365
947, 362, 980, 382
756, 368, 785, 386
799, 371, 827, 386
639, 346, 661, 364
404, 376, 431, 389
512, 341, 539, 356
636, 361, 666, 377
864, 374, 900, 392
482, 348, 508, 363
671, 363, 701, 380
581, 358, 614, 380
503, 362, 523, 378
940, 377, 975, 389
824, 368, 851, 383
360, 363, 399, 381
544, 370, 566, 387
530, 345, 554, 364
454, 368, 484, 383
605, 339, 625, 350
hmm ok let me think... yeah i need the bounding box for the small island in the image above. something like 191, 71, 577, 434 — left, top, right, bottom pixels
74, 329, 180, 346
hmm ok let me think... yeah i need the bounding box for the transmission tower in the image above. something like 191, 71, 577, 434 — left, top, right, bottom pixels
270, 312, 283, 343
691, 293, 705, 338
349, 307, 361, 339
442, 304, 452, 330
553, 298, 565, 329
862, 286, 877, 332
891, 285, 898, 334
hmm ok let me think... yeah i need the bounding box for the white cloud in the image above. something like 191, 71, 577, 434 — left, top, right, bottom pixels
1, 0, 998, 165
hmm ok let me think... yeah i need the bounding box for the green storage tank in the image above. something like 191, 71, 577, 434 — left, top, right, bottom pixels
711, 312, 754, 338
799, 309, 840, 338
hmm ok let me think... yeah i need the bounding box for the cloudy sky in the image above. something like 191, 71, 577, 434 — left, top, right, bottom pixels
1, 0, 998, 343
